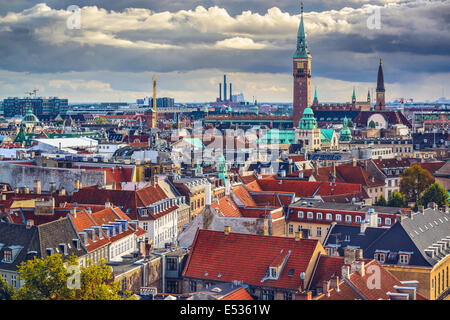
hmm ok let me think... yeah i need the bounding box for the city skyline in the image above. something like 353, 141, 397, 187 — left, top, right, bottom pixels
0, 1, 449, 103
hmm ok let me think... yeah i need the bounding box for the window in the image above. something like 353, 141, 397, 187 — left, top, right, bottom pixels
326, 213, 333, 221
284, 292, 292, 300
355, 216, 362, 224
3, 250, 12, 263
317, 227, 322, 237
375, 253, 385, 263
189, 280, 197, 292
345, 215, 352, 223
167, 257, 178, 271
288, 224, 293, 234
378, 217, 382, 225
385, 218, 392, 226
270, 267, 277, 279
166, 280, 178, 294
307, 212, 313, 219
335, 214, 342, 222
316, 212, 323, 220
297, 211, 304, 219
11, 275, 17, 288
261, 289, 274, 300
143, 222, 148, 231
121, 278, 127, 291
399, 254, 409, 265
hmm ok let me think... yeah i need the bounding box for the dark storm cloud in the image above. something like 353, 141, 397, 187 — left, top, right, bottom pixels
0, 0, 448, 101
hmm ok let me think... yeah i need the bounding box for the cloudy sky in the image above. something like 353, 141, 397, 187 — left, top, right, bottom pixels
0, 0, 448, 103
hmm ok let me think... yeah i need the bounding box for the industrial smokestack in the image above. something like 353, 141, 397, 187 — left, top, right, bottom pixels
219, 83, 222, 102
230, 83, 232, 102
223, 75, 227, 103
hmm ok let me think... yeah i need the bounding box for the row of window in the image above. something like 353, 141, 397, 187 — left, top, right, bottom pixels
291, 210, 394, 226
432, 267, 449, 299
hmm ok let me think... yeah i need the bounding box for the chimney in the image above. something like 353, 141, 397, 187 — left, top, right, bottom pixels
105, 202, 111, 208
69, 207, 77, 218
344, 247, 358, 265
352, 157, 357, 167
59, 188, 66, 196
152, 175, 158, 186
351, 260, 365, 277
332, 161, 336, 178
322, 280, 330, 294
225, 179, 231, 196
341, 265, 350, 279
330, 275, 340, 291
418, 205, 425, 214
75, 179, 80, 190
313, 160, 319, 176
205, 182, 211, 206
295, 232, 303, 241
34, 180, 41, 194
224, 225, 231, 235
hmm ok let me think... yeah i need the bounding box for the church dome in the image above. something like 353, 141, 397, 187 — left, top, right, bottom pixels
22, 109, 39, 124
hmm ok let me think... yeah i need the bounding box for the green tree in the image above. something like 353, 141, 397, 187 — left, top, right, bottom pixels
94, 117, 109, 125
374, 194, 387, 206
13, 254, 135, 300
0, 277, 15, 300
419, 182, 449, 208
387, 190, 408, 208
400, 164, 435, 203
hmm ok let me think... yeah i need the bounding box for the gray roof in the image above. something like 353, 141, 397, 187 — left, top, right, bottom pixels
365, 208, 450, 267
0, 218, 88, 272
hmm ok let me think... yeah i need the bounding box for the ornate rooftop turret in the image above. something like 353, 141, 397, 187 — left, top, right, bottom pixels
293, 3, 310, 59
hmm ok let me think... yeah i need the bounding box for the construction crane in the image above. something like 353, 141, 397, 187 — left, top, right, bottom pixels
176, 104, 186, 130
25, 88, 39, 98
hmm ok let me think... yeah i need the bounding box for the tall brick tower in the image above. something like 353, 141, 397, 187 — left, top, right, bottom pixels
293, 3, 312, 128
376, 58, 385, 110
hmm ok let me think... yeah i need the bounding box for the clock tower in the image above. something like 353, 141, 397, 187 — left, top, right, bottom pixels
293, 3, 311, 128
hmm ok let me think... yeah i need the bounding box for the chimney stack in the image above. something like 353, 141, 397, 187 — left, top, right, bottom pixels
34, 180, 41, 194
352, 157, 357, 167
230, 83, 232, 102
322, 280, 330, 294
341, 265, 350, 279
330, 275, 340, 291
295, 231, 303, 241
418, 205, 425, 214
224, 225, 231, 235
205, 182, 211, 206
225, 179, 231, 196
313, 160, 319, 176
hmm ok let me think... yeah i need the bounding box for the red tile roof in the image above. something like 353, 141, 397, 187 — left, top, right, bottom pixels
183, 229, 322, 290
211, 196, 242, 217
220, 287, 254, 300
247, 178, 362, 197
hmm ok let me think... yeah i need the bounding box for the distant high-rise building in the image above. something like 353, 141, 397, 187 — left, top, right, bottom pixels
149, 97, 175, 108
223, 75, 227, 103
3, 97, 68, 118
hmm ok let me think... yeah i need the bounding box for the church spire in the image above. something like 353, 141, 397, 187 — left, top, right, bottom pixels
376, 58, 385, 92
294, 2, 310, 58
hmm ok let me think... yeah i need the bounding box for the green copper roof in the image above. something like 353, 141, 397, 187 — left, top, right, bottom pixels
314, 88, 318, 99
320, 128, 335, 143
352, 88, 356, 100
258, 129, 295, 145
298, 107, 317, 129
293, 4, 310, 59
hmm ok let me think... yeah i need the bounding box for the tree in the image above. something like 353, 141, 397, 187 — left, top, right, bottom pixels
94, 117, 109, 125
419, 182, 449, 208
13, 254, 135, 300
374, 194, 387, 206
0, 277, 15, 300
400, 164, 435, 203
387, 190, 408, 208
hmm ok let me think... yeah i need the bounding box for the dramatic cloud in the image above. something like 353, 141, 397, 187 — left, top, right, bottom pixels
0, 0, 448, 102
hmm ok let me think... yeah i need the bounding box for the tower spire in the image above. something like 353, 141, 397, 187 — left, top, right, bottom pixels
294, 2, 310, 58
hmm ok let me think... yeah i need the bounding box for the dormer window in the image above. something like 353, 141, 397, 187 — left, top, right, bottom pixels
385, 218, 392, 226
345, 215, 352, 223
297, 211, 304, 219
2, 249, 12, 263
317, 212, 323, 220
375, 252, 386, 263
335, 214, 342, 222
326, 213, 333, 221
307, 212, 313, 219
399, 254, 410, 265
270, 267, 278, 279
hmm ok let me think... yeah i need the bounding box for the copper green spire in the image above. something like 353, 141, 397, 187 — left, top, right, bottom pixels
352, 87, 356, 100
314, 87, 318, 99
293, 2, 310, 59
